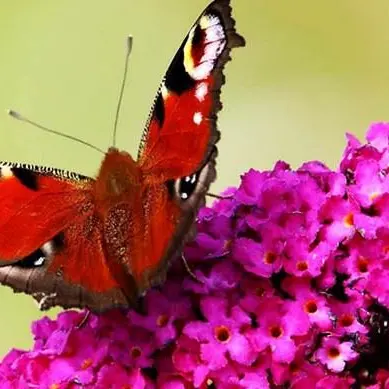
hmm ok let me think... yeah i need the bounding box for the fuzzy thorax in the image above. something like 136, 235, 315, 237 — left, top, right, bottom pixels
94, 147, 142, 212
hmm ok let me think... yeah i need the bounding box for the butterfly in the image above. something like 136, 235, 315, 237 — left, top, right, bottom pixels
0, 0, 245, 312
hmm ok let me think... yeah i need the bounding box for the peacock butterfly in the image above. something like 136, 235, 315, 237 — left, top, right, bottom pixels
0, 0, 245, 312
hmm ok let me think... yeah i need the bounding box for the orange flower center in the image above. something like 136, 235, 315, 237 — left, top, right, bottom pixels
304, 300, 318, 314
343, 213, 354, 227
255, 287, 265, 296
357, 257, 369, 273
215, 325, 231, 343
264, 252, 277, 264
223, 239, 232, 251
269, 325, 283, 338
369, 191, 380, 201
130, 346, 142, 359
339, 313, 354, 327
328, 347, 340, 358
156, 314, 169, 327
297, 261, 308, 271
81, 358, 93, 370
289, 361, 299, 373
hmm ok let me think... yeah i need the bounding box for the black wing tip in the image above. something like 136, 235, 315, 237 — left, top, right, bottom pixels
230, 31, 246, 49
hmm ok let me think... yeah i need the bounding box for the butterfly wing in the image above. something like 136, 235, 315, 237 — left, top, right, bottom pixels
131, 0, 245, 291
138, 0, 245, 178
0, 162, 128, 311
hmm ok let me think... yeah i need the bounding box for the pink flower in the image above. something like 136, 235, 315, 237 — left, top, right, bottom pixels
211, 362, 270, 389
184, 208, 234, 262
366, 122, 389, 152
283, 278, 332, 330
172, 335, 210, 387
315, 336, 358, 373
96, 364, 148, 389
128, 287, 192, 347
330, 290, 369, 336
232, 237, 282, 277
183, 296, 256, 370
247, 297, 310, 363
318, 196, 357, 245
349, 159, 389, 208
283, 238, 330, 278
235, 169, 268, 205
336, 232, 384, 283
366, 267, 389, 309
183, 261, 241, 295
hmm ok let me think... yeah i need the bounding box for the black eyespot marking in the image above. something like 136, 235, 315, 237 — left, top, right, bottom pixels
177, 173, 198, 201
154, 92, 165, 127
12, 168, 38, 190
16, 249, 46, 268
15, 232, 65, 269
165, 36, 196, 94
166, 173, 199, 202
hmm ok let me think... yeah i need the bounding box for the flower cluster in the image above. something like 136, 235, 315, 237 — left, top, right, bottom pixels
3, 124, 389, 388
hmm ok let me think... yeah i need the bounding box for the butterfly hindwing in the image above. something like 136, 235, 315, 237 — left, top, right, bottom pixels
0, 163, 128, 311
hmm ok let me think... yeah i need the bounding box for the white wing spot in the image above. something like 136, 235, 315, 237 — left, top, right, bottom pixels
161, 84, 169, 99
0, 166, 13, 178
195, 82, 208, 102
191, 62, 214, 81
33, 256, 45, 266
205, 24, 225, 44
193, 112, 203, 125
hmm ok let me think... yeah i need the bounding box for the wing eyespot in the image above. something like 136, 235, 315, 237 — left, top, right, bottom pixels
166, 162, 211, 206
175, 173, 198, 201
14, 233, 65, 269
16, 249, 47, 268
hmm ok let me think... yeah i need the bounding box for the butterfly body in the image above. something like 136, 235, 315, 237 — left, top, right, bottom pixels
0, 0, 244, 311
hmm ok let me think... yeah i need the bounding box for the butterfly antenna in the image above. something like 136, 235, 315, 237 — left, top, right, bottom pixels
7, 109, 105, 154
112, 35, 133, 147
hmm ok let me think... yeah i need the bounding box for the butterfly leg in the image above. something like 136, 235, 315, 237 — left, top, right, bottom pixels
181, 254, 204, 284
76, 310, 91, 329
33, 292, 58, 311
206, 193, 233, 200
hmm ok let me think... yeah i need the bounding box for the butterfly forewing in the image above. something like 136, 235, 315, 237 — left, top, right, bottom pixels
131, 0, 245, 292
138, 0, 245, 177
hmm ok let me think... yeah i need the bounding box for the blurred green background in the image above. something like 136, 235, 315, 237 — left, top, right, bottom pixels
1, 0, 389, 355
